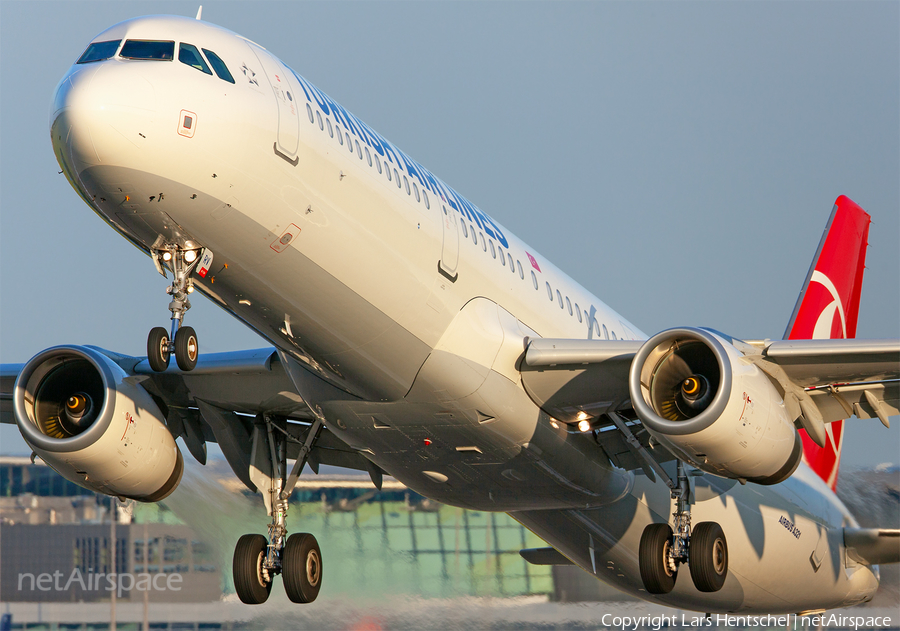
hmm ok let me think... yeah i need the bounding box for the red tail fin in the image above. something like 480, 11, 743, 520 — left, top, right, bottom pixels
784, 195, 871, 490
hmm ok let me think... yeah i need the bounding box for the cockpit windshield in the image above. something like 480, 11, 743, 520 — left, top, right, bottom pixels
202, 49, 235, 84
77, 36, 235, 85
119, 40, 175, 61
77, 40, 121, 64
178, 43, 212, 75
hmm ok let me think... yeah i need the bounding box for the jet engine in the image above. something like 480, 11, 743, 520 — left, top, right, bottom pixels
13, 346, 183, 501
628, 328, 802, 484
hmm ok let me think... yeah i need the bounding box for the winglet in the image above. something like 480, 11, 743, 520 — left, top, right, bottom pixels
196, 6, 203, 20
785, 196, 871, 491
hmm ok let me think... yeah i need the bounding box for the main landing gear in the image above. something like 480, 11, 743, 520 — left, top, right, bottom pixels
233, 414, 325, 604
147, 245, 201, 372
639, 460, 728, 595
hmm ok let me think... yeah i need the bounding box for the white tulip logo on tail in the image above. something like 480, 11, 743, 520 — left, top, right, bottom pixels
809, 270, 847, 340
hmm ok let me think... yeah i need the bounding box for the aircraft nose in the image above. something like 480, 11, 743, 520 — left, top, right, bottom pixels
50, 63, 157, 176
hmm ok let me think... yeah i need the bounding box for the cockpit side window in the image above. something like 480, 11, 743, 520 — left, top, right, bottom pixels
178, 43, 212, 75
202, 49, 235, 84
77, 40, 121, 64
120, 40, 175, 61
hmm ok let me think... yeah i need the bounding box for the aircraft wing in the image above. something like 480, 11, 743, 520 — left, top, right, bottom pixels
754, 338, 900, 426
0, 348, 371, 487
0, 364, 23, 427
522, 336, 898, 426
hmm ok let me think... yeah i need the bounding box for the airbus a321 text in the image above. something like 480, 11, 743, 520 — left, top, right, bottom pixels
1, 13, 898, 614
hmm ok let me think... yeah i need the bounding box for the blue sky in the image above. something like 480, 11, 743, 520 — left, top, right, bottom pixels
1, 1, 897, 465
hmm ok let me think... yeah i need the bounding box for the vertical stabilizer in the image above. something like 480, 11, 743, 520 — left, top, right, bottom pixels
784, 195, 871, 490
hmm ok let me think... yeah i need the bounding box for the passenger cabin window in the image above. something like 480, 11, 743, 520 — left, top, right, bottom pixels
575, 303, 582, 322
546, 282, 553, 301
365, 147, 372, 166
356, 140, 362, 159
120, 40, 175, 61
77, 40, 121, 64
385, 165, 391, 181
413, 183, 420, 202
471, 227, 477, 245
375, 155, 382, 173
508, 253, 515, 272
557, 290, 564, 309
307, 104, 314, 123
602, 324, 609, 340
566, 297, 573, 315
202, 49, 235, 83
394, 169, 401, 187
404, 176, 410, 195
336, 126, 343, 144
489, 240, 496, 258
423, 191, 430, 209
178, 43, 211, 74
347, 133, 353, 151
499, 248, 506, 265
461, 221, 468, 238
480, 233, 486, 251
316, 111, 323, 130
327, 119, 333, 137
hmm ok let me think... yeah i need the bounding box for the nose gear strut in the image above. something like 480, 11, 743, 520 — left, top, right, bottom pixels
147, 245, 202, 372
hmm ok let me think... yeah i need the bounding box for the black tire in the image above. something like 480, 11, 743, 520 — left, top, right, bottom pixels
639, 523, 677, 594
282, 533, 322, 604
233, 534, 272, 604
147, 327, 170, 372
174, 326, 199, 371
690, 521, 728, 592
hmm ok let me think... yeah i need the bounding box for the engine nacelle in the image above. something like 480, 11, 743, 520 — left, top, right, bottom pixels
628, 328, 802, 485
13, 346, 183, 501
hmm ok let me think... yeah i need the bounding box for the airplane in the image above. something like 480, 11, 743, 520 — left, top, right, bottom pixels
0, 12, 897, 613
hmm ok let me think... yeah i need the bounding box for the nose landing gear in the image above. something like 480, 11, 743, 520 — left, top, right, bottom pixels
146, 245, 202, 372
638, 460, 728, 595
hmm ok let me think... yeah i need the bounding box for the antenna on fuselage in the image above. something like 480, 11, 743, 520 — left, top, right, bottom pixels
195, 6, 203, 20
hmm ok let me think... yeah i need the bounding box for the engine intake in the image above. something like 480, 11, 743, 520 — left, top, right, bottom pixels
629, 328, 802, 485
14, 346, 183, 501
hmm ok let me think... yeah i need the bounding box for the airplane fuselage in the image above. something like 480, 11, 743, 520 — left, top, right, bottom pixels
48, 15, 879, 613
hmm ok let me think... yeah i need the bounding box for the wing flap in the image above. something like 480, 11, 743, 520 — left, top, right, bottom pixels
762, 339, 900, 387
807, 382, 899, 426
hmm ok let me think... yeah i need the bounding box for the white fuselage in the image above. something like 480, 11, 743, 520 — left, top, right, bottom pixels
49, 15, 878, 613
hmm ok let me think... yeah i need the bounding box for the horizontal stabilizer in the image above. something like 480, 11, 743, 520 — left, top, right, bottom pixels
519, 547, 574, 566
844, 528, 900, 565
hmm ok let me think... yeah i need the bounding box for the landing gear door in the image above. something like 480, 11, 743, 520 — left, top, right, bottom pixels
438, 205, 459, 282
250, 47, 300, 164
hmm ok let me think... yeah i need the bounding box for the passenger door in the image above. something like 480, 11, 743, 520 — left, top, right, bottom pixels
250, 47, 300, 164
439, 205, 459, 282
